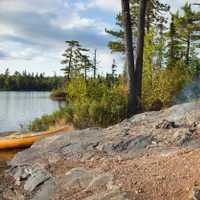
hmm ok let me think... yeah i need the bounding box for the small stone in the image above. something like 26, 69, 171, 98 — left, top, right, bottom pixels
189, 187, 200, 200
190, 121, 200, 132
24, 168, 50, 192
13, 167, 31, 186
31, 179, 55, 200
156, 120, 177, 129
149, 99, 163, 111
63, 167, 93, 190
3, 189, 24, 200
85, 174, 112, 192
172, 129, 192, 146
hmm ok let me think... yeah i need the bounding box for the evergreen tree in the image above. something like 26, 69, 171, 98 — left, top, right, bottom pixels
93, 49, 97, 79
176, 3, 200, 65
166, 3, 200, 71
121, 0, 136, 117
0, 69, 63, 91
134, 0, 148, 113
61, 40, 93, 79
105, 14, 125, 53
145, 0, 169, 33
79, 52, 92, 80
61, 40, 81, 79
106, 0, 169, 54
167, 15, 178, 67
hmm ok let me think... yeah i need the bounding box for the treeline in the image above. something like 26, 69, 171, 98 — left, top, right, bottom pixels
0, 69, 64, 91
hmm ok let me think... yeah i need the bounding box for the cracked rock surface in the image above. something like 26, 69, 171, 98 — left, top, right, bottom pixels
2, 102, 200, 199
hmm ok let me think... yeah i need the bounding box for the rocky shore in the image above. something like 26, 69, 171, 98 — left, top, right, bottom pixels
2, 102, 200, 199
0, 159, 7, 175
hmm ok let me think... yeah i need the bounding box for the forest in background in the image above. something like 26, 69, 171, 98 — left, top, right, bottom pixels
0, 69, 64, 91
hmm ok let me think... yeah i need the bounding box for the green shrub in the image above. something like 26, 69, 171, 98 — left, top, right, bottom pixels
30, 115, 55, 132
30, 76, 127, 131
50, 88, 67, 101
30, 65, 192, 132
142, 61, 193, 110
65, 76, 127, 128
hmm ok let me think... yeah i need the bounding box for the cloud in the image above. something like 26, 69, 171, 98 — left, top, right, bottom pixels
96, 49, 124, 75
0, 0, 118, 75
0, 0, 112, 64
1, 0, 193, 76
0, 0, 66, 14
0, 50, 9, 60
88, 0, 121, 13
0, 0, 111, 47
161, 0, 200, 12
10, 48, 42, 61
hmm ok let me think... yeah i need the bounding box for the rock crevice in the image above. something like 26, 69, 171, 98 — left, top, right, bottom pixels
3, 102, 200, 200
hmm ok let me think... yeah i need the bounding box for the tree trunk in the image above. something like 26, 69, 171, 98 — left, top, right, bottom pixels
68, 48, 73, 80
135, 0, 147, 113
84, 65, 87, 81
168, 16, 175, 68
186, 31, 191, 65
93, 49, 97, 79
146, 1, 151, 33
121, 0, 137, 117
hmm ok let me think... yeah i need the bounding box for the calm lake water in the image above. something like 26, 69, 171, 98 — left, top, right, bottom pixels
0, 92, 63, 132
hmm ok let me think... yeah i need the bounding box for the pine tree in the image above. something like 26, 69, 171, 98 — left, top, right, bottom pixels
61, 40, 82, 79
105, 14, 125, 53
145, 0, 169, 33
166, 3, 200, 70
79, 51, 92, 80
134, 0, 148, 113
121, 0, 136, 117
106, 0, 169, 54
93, 49, 97, 79
177, 3, 200, 65
112, 59, 117, 84
167, 15, 176, 67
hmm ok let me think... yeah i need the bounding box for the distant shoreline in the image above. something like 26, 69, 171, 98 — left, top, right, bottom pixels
0, 131, 16, 137
0, 90, 51, 92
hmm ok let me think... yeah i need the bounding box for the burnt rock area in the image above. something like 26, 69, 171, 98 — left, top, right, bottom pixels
2, 102, 200, 199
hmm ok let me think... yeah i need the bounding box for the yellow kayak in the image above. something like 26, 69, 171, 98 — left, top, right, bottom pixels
0, 126, 73, 150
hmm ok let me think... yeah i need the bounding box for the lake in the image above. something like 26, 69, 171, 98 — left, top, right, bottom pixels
0, 92, 63, 132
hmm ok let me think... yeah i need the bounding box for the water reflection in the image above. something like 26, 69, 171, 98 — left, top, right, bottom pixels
0, 92, 64, 132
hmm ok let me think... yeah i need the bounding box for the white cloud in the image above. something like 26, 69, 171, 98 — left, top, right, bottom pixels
51, 12, 95, 30
10, 48, 39, 60
95, 49, 124, 75
88, 0, 121, 13
0, 0, 67, 14
2, 0, 196, 76
74, 2, 88, 11
161, 0, 200, 12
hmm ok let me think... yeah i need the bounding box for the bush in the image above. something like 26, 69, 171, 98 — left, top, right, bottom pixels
142, 61, 192, 110
29, 108, 71, 132
30, 64, 192, 132
30, 77, 127, 131
30, 115, 55, 132
66, 77, 127, 128
50, 88, 67, 101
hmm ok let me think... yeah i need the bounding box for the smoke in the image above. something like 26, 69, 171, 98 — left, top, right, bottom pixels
175, 79, 200, 104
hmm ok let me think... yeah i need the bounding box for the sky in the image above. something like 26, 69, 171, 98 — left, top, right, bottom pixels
0, 0, 199, 76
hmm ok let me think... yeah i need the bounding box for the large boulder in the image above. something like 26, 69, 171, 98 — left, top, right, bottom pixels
3, 102, 200, 200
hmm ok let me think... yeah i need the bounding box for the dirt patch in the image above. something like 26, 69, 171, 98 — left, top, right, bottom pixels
90, 149, 200, 200
3, 102, 200, 200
